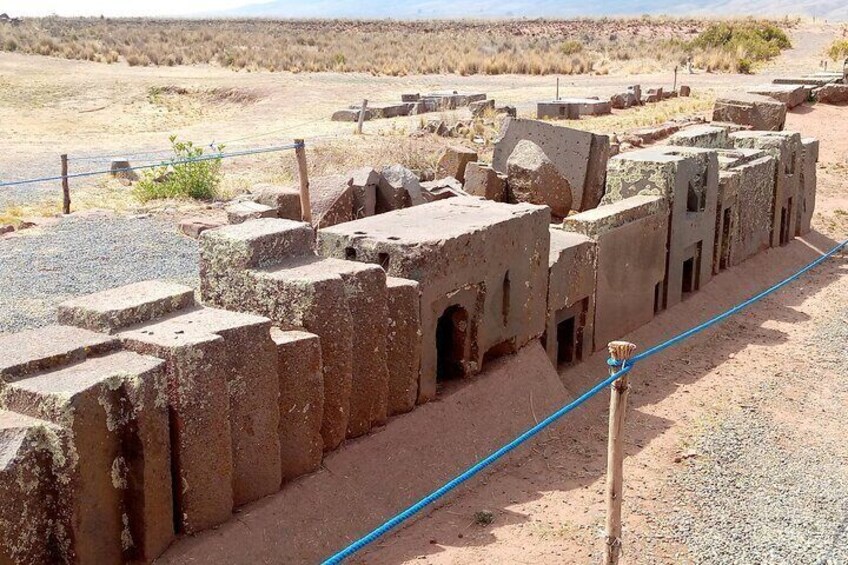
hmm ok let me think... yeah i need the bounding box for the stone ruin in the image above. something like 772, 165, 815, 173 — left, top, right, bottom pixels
331, 92, 490, 122
0, 106, 825, 562
536, 84, 690, 121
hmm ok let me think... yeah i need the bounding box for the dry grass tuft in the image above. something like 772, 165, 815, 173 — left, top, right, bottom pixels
0, 17, 794, 76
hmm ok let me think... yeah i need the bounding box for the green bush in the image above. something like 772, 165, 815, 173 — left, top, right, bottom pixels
829, 39, 848, 61
135, 136, 223, 202
693, 22, 791, 67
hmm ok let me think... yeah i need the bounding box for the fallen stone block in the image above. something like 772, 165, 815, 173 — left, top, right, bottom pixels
349, 167, 380, 219
507, 140, 573, 218
545, 229, 596, 366
436, 145, 478, 184
377, 164, 425, 212
421, 177, 468, 201
773, 76, 836, 87
310, 175, 355, 229
470, 99, 495, 117
679, 85, 691, 97
226, 201, 277, 224
493, 118, 609, 211
712, 92, 787, 131
331, 108, 372, 122
537, 98, 611, 119
815, 84, 848, 105
562, 195, 668, 349
463, 162, 507, 202
179, 217, 225, 238
747, 83, 809, 109
271, 329, 324, 482
252, 183, 303, 221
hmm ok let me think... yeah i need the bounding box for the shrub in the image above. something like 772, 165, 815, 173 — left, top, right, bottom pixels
134, 136, 223, 202
560, 40, 584, 55
829, 39, 848, 61
692, 21, 790, 70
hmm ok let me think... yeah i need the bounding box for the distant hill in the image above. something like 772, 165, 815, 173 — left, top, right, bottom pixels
226, 0, 847, 20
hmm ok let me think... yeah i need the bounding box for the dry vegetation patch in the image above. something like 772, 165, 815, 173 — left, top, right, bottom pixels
0, 17, 794, 76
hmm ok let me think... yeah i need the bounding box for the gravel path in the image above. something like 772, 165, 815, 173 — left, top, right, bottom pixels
662, 304, 848, 564
0, 213, 198, 334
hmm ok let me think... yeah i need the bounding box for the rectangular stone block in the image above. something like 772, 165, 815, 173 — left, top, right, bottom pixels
0, 324, 117, 380
271, 329, 324, 482
545, 229, 597, 366
463, 162, 507, 202
310, 175, 355, 229
226, 201, 277, 224
563, 195, 668, 350
668, 124, 731, 149
712, 92, 787, 131
2, 350, 172, 564
797, 137, 819, 235
0, 410, 64, 564
815, 84, 848, 105
603, 146, 719, 310
252, 183, 303, 221
318, 199, 550, 404
385, 277, 422, 416
350, 167, 380, 219
493, 118, 609, 211
747, 83, 810, 109
731, 130, 802, 247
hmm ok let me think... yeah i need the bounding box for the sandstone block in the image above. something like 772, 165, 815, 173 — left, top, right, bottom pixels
226, 201, 277, 224
252, 183, 303, 220
493, 118, 609, 211
747, 83, 809, 109
179, 217, 225, 238
712, 92, 787, 131
507, 140, 572, 218
377, 165, 425, 212
271, 329, 324, 482
436, 145, 478, 184
668, 125, 731, 149
797, 137, 819, 235
816, 84, 848, 105
385, 277, 422, 416
463, 162, 507, 202
350, 167, 380, 218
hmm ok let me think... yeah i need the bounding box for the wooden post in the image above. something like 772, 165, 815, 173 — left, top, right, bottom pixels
556, 77, 560, 100
673, 66, 678, 94
294, 139, 312, 224
356, 99, 368, 135
604, 340, 637, 565
61, 154, 70, 215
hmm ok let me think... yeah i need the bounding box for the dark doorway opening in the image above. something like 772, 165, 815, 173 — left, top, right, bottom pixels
719, 207, 732, 271
557, 316, 577, 366
436, 305, 468, 382
682, 257, 697, 295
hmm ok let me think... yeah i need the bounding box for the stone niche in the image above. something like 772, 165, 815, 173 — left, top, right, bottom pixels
318, 198, 550, 403
603, 146, 719, 311
562, 195, 669, 350
731, 130, 803, 248
545, 228, 597, 367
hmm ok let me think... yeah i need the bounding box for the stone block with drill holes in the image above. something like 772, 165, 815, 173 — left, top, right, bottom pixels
385, 277, 422, 416
603, 146, 719, 310
271, 329, 324, 482
200, 219, 390, 449
318, 199, 550, 404
493, 118, 609, 211
545, 228, 597, 367
562, 195, 668, 350
714, 148, 776, 269
59, 281, 282, 534
0, 326, 173, 564
463, 162, 507, 202
731, 130, 803, 248
797, 137, 819, 236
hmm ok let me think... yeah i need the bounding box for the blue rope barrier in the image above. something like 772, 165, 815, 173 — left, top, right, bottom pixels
322, 238, 847, 564
0, 142, 303, 189
321, 363, 633, 565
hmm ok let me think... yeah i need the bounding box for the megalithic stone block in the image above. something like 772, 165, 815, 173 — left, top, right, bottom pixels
60, 280, 283, 533
385, 277, 422, 416
271, 329, 324, 482
492, 118, 610, 211
1, 349, 172, 564
563, 195, 668, 350
797, 137, 819, 236
0, 410, 65, 564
